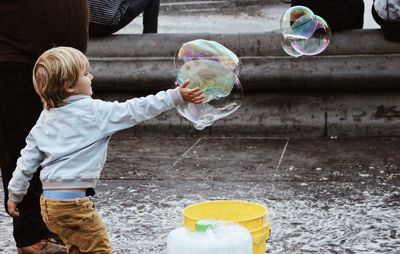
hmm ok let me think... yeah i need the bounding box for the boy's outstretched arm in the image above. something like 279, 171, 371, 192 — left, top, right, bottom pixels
179, 80, 205, 104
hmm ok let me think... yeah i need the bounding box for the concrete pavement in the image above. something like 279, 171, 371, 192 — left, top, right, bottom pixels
1, 134, 399, 253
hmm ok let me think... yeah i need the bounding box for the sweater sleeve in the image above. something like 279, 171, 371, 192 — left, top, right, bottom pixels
95, 87, 184, 136
8, 133, 44, 203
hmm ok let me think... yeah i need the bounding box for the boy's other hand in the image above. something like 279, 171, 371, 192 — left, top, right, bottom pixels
7, 199, 20, 217
179, 80, 205, 104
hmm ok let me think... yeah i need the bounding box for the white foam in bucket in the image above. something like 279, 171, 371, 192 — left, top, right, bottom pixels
167, 221, 252, 254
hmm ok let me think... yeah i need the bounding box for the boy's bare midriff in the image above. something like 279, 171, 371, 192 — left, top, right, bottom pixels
47, 189, 87, 192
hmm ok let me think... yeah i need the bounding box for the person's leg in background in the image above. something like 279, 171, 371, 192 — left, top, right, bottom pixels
89, 0, 160, 36
142, 0, 160, 33
125, 0, 160, 33
0, 63, 65, 253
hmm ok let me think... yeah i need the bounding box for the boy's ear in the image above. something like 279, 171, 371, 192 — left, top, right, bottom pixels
64, 82, 74, 93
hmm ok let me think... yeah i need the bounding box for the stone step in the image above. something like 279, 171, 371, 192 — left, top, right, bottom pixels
88, 30, 400, 58
94, 90, 400, 138
161, 1, 233, 12
160, 0, 277, 3
159, 0, 281, 12
160, 0, 278, 4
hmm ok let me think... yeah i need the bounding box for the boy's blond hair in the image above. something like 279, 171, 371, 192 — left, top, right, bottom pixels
33, 46, 89, 110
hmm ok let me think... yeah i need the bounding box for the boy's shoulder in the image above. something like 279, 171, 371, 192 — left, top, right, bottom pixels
40, 96, 95, 119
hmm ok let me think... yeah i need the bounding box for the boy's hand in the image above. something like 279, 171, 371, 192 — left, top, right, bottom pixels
7, 199, 20, 217
179, 80, 205, 104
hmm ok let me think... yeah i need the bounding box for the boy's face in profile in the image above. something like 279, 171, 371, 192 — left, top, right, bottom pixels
69, 68, 94, 96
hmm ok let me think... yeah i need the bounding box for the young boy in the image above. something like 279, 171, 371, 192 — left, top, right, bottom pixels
7, 46, 204, 253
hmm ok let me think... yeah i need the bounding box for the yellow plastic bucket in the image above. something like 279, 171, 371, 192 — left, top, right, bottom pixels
182, 200, 270, 254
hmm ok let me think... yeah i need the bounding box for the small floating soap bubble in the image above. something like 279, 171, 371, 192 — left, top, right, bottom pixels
291, 15, 331, 56
281, 35, 303, 58
280, 6, 331, 57
280, 6, 317, 40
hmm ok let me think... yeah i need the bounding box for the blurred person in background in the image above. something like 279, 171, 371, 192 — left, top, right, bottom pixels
372, 0, 400, 41
0, 1, 88, 253
290, 0, 365, 31
88, 0, 160, 36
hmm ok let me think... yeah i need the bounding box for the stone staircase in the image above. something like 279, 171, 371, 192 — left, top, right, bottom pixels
87, 30, 400, 137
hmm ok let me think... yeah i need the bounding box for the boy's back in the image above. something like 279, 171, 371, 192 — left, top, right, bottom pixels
11, 89, 183, 200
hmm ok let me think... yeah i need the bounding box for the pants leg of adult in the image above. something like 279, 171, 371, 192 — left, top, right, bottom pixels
0, 62, 54, 248
89, 0, 160, 36
142, 0, 160, 33
125, 0, 159, 33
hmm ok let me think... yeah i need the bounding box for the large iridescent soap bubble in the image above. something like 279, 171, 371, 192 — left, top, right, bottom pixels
174, 40, 243, 130
280, 6, 331, 57
174, 39, 241, 75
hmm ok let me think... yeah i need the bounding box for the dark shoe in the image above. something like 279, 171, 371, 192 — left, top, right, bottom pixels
17, 239, 66, 254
